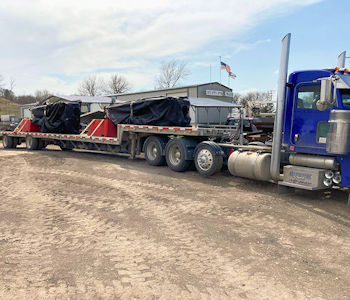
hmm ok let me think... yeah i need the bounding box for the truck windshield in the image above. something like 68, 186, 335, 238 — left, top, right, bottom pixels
340, 90, 350, 108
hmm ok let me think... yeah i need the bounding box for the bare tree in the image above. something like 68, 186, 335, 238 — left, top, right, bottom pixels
35, 89, 51, 102
78, 75, 104, 96
105, 74, 131, 94
232, 93, 241, 104
9, 78, 15, 92
240, 91, 274, 115
155, 59, 190, 89
0, 77, 17, 101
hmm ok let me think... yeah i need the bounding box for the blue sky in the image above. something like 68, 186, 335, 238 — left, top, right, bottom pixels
0, 0, 348, 96
186, 0, 350, 94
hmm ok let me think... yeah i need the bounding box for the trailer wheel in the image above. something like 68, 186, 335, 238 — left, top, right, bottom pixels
25, 136, 39, 150
12, 137, 19, 147
144, 136, 167, 166
194, 142, 223, 176
37, 139, 45, 150
165, 138, 192, 172
2, 135, 15, 149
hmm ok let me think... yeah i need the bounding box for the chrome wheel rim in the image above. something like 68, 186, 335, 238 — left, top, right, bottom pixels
147, 142, 158, 160
3, 136, 8, 148
26, 137, 32, 149
169, 145, 182, 166
197, 149, 213, 171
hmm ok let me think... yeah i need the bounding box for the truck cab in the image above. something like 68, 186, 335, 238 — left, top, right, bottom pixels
282, 68, 350, 188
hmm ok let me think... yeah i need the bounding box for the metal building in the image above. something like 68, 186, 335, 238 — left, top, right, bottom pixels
110, 82, 234, 103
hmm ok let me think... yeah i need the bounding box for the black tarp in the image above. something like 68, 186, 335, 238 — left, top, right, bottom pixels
31, 101, 81, 134
106, 97, 191, 126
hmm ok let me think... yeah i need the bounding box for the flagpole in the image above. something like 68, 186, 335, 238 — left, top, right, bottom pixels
210, 64, 212, 82
219, 56, 221, 84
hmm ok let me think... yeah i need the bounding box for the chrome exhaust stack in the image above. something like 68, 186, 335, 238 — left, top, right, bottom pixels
337, 51, 346, 68
270, 33, 291, 181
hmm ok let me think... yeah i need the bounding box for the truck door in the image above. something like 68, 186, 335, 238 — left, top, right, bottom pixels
290, 83, 330, 150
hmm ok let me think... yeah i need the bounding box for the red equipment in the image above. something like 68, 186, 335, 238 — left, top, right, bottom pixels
87, 119, 117, 137
16, 119, 40, 133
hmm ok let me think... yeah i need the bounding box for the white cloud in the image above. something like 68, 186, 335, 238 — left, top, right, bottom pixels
0, 0, 323, 94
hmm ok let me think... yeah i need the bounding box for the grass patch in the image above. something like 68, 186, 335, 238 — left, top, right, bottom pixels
0, 98, 20, 117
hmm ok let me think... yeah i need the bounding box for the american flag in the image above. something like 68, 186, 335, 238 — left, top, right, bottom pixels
221, 61, 236, 79
229, 72, 236, 79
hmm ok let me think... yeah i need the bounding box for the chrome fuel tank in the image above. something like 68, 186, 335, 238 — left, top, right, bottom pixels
327, 110, 350, 155
228, 151, 271, 181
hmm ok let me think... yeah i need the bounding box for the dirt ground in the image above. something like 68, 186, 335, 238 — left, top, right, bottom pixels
0, 145, 349, 299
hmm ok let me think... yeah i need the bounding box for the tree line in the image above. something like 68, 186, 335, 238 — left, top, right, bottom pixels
232, 91, 275, 114
0, 59, 188, 104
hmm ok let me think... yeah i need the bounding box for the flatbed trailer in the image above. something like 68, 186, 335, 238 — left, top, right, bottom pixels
0, 120, 242, 176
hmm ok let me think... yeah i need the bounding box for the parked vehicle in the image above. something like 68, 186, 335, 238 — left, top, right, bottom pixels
226, 116, 273, 143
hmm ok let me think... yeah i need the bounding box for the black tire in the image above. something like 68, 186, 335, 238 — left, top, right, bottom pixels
25, 136, 39, 150
2, 135, 15, 149
37, 139, 45, 150
165, 138, 192, 172
12, 137, 19, 147
194, 142, 223, 176
144, 136, 167, 166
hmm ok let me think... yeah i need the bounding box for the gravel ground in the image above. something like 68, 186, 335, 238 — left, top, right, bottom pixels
0, 145, 349, 299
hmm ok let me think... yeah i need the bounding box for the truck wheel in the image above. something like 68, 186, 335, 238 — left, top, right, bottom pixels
37, 139, 45, 150
165, 138, 191, 172
26, 136, 39, 150
12, 137, 19, 147
144, 136, 167, 166
194, 143, 223, 176
2, 135, 14, 149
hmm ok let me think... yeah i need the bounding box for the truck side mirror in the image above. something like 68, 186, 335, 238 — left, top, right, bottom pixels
317, 78, 333, 111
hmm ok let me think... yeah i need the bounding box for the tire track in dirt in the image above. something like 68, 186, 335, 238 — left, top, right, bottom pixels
1, 150, 349, 298
25, 166, 303, 299
1, 159, 219, 298
31, 166, 350, 252
30, 165, 350, 298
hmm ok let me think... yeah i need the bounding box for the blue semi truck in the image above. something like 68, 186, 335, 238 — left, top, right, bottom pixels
228, 33, 350, 206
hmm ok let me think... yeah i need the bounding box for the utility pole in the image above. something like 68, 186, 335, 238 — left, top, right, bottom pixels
210, 64, 212, 82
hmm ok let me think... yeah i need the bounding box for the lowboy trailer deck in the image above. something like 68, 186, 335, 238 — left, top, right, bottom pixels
0, 120, 239, 176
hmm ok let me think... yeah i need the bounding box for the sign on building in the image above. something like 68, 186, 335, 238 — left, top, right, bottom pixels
205, 90, 233, 97
206, 90, 224, 96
